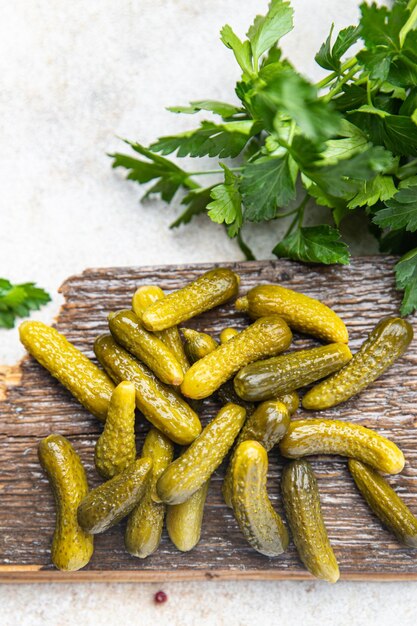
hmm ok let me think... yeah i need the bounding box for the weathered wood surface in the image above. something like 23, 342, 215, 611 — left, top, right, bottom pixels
1, 257, 417, 583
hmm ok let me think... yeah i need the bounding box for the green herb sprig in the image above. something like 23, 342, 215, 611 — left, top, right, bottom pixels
0, 279, 51, 329
111, 0, 417, 315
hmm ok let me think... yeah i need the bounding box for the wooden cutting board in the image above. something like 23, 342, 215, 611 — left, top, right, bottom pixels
2, 257, 417, 583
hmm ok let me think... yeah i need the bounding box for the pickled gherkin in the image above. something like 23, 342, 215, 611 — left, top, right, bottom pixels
182, 328, 218, 363
125, 429, 174, 558
236, 284, 348, 344
94, 335, 201, 445
282, 460, 340, 583
38, 435, 94, 571
132, 285, 190, 375
279, 419, 405, 475
277, 391, 299, 416
223, 400, 290, 507
231, 440, 289, 557
349, 459, 417, 548
220, 327, 239, 343
109, 309, 184, 386
181, 316, 292, 400
157, 403, 246, 505
234, 343, 352, 402
303, 317, 413, 410
20, 321, 114, 422
94, 381, 137, 479
166, 479, 210, 552
78, 457, 152, 534
142, 268, 240, 331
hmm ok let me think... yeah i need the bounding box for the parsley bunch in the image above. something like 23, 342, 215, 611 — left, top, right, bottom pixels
0, 279, 50, 329
111, 0, 417, 315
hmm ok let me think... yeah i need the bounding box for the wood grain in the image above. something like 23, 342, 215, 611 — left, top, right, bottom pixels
1, 257, 417, 583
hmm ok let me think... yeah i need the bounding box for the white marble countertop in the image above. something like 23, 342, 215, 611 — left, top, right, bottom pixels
1, 0, 416, 623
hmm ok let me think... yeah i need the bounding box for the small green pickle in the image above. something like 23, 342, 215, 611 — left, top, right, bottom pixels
78, 457, 152, 534
236, 284, 348, 344
142, 268, 240, 331
132, 285, 190, 375
303, 317, 413, 410
279, 419, 405, 475
231, 440, 289, 557
94, 335, 201, 445
234, 343, 352, 402
223, 400, 290, 507
125, 429, 174, 558
181, 316, 292, 400
157, 403, 246, 505
349, 459, 417, 548
277, 391, 300, 416
109, 309, 184, 386
282, 460, 340, 583
220, 327, 239, 343
94, 381, 137, 479
38, 435, 94, 571
20, 321, 114, 422
166, 479, 210, 552
182, 328, 218, 363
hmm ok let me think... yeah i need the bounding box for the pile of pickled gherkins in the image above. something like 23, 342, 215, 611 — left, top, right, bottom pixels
19, 268, 417, 582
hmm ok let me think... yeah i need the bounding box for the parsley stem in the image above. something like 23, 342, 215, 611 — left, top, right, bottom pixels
400, 3, 417, 46
366, 78, 373, 107
397, 158, 417, 180
288, 121, 296, 144
284, 213, 299, 238
276, 208, 299, 219
237, 231, 256, 260
184, 177, 201, 190
297, 194, 309, 226
283, 194, 309, 238
322, 64, 360, 102
187, 167, 243, 176
316, 57, 358, 90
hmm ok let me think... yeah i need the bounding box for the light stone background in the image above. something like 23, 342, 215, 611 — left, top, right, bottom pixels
1, 0, 415, 624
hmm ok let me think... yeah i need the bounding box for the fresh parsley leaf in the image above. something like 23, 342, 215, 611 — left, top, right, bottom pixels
0, 279, 51, 329
167, 100, 243, 118
395, 248, 417, 315
373, 185, 417, 231
354, 110, 417, 156
256, 68, 341, 142
273, 225, 349, 264
400, 88, 417, 116
358, 2, 417, 88
383, 115, 417, 156
220, 25, 253, 78
260, 46, 283, 68
318, 121, 369, 165
302, 173, 347, 213
111, 141, 194, 202
348, 174, 398, 208
247, 0, 294, 68
309, 145, 395, 200
357, 48, 392, 82
150, 121, 258, 158
359, 2, 401, 50
170, 186, 215, 228
389, 31, 417, 87
316, 24, 361, 72
240, 155, 297, 221
207, 164, 242, 236
334, 84, 368, 112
